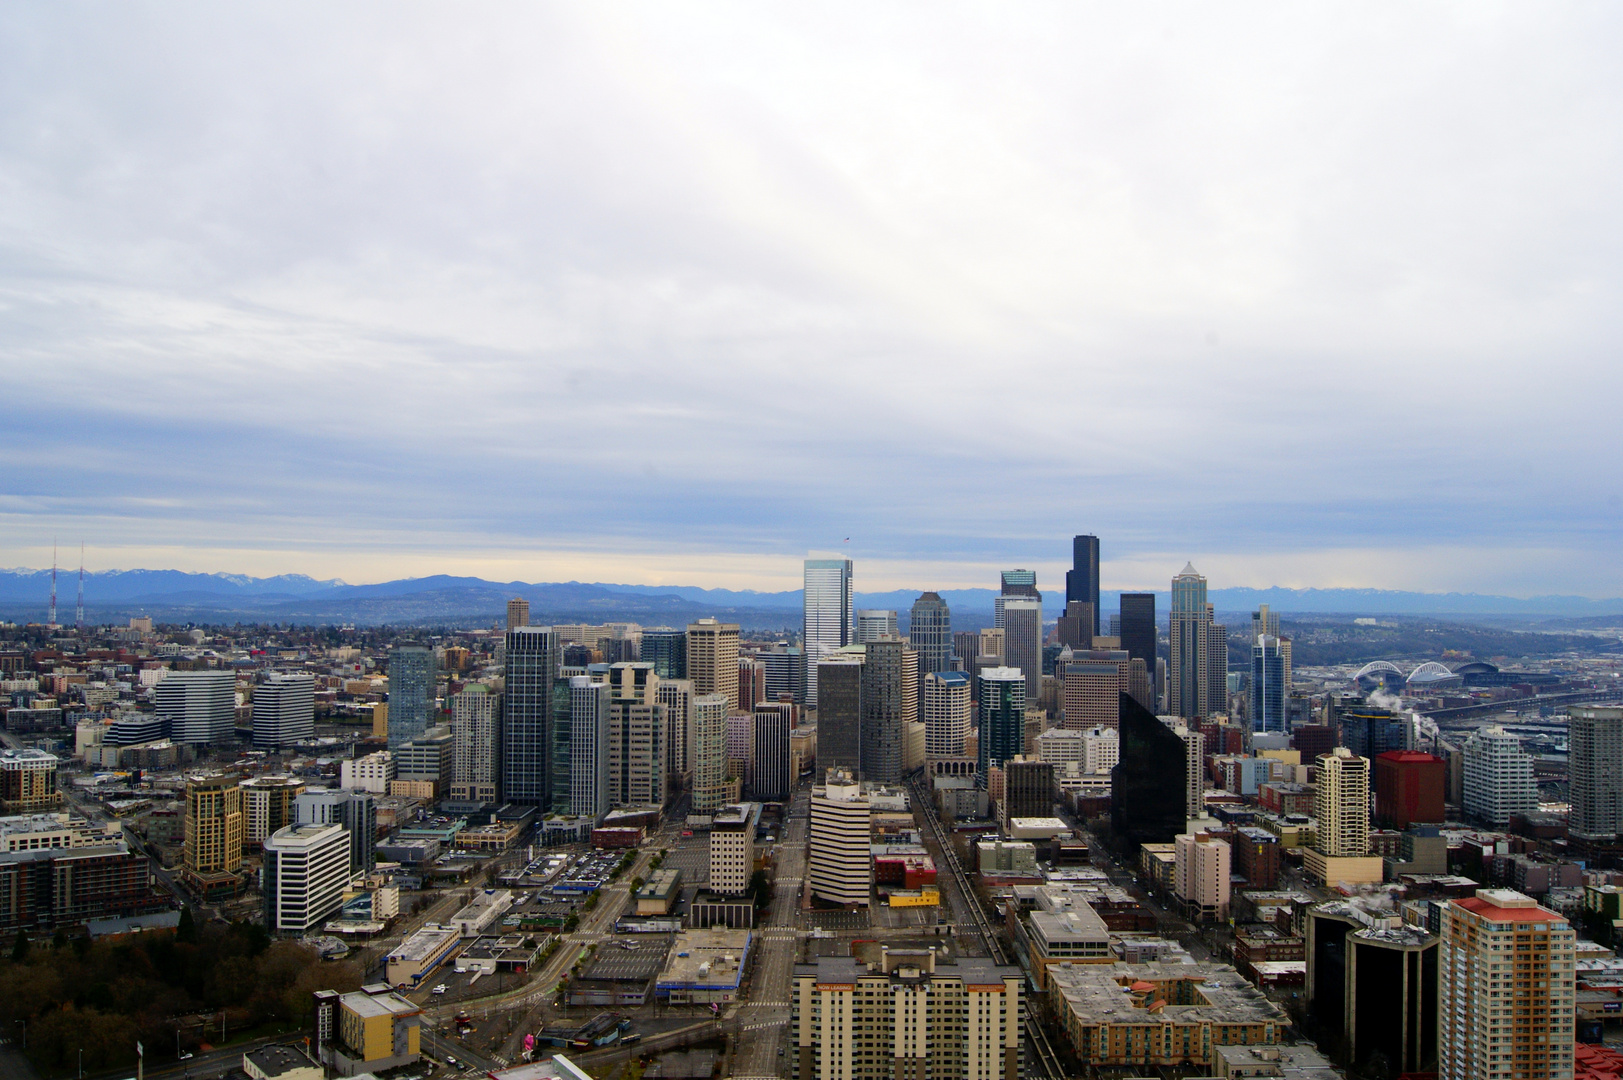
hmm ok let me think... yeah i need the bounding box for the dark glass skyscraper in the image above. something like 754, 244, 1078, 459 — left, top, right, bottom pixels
640, 628, 687, 680
1066, 535, 1101, 637
817, 655, 864, 779
860, 639, 914, 784
502, 627, 556, 806
907, 592, 952, 677
1119, 592, 1157, 694
1111, 691, 1188, 847
1251, 635, 1286, 733
387, 645, 434, 748
976, 667, 1026, 790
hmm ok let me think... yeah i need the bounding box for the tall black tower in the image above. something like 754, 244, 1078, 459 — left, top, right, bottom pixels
1111, 691, 1188, 848
1065, 534, 1100, 636
1119, 592, 1157, 692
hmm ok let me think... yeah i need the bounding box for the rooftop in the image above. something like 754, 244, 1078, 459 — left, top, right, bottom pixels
386, 924, 458, 964
245, 1046, 319, 1078
1048, 962, 1288, 1026
0, 748, 58, 766
658, 928, 752, 989
340, 989, 419, 1019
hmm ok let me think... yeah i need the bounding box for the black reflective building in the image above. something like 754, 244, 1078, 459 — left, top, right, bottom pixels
1111, 691, 1187, 847
1341, 707, 1408, 760
1119, 593, 1157, 692
817, 657, 863, 780
1065, 534, 1101, 637
641, 628, 687, 680
502, 627, 557, 806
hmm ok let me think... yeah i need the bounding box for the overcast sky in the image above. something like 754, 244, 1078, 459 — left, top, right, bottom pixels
1, 4, 1619, 596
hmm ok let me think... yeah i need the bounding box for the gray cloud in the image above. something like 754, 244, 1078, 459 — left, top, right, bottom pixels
0, 3, 1619, 594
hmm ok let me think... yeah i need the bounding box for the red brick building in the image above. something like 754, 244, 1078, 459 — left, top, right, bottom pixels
1374, 750, 1446, 829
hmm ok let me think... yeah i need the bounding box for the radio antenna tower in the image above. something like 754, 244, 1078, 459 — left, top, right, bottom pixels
48, 540, 58, 628
76, 542, 85, 630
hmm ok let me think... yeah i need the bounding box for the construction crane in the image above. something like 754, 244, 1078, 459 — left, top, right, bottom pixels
76, 542, 85, 629
48, 540, 57, 628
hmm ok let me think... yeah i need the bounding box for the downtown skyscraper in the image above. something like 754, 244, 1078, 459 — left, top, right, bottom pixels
1168, 564, 1226, 719
387, 644, 435, 748
907, 591, 952, 677
803, 555, 853, 710
1065, 534, 1101, 637
502, 626, 556, 806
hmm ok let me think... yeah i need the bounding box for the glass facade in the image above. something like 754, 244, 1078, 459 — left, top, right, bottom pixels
1065, 535, 1101, 636
641, 628, 687, 680
1111, 691, 1189, 846
803, 557, 853, 709
908, 592, 952, 676
1251, 635, 1287, 733
976, 667, 1027, 789
501, 627, 556, 806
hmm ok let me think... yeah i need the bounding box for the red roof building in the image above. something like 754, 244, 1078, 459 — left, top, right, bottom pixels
1374, 750, 1446, 830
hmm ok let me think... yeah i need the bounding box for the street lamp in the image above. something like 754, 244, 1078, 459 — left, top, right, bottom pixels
78, 1048, 83, 1079
14, 1020, 23, 1050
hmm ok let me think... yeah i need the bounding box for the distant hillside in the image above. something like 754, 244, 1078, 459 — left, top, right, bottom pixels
0, 568, 1619, 627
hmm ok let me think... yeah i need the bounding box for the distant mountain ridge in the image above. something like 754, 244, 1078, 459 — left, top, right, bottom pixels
0, 568, 1620, 625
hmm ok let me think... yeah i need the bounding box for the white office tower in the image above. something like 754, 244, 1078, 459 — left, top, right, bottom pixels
855, 610, 898, 643
450, 683, 499, 802
803, 555, 854, 710
569, 677, 611, 821
690, 692, 730, 812
656, 678, 695, 800
1034, 726, 1084, 766
262, 822, 351, 934
709, 802, 759, 895
808, 774, 871, 906
1036, 725, 1120, 774
294, 788, 377, 873
1438, 888, 1575, 1080
1568, 706, 1623, 840
341, 750, 394, 794
1462, 726, 1537, 826
922, 670, 971, 758
253, 672, 315, 749
1000, 596, 1044, 703
153, 669, 236, 744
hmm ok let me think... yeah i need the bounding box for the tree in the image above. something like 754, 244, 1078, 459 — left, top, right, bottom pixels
11, 931, 29, 963
176, 908, 197, 943
749, 870, 771, 910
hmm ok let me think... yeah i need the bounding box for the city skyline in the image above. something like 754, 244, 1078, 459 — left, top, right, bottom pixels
1, 7, 1620, 598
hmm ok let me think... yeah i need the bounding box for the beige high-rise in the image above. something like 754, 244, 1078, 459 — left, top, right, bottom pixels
686, 618, 741, 711
1315, 748, 1370, 857
184, 773, 244, 879
506, 597, 530, 630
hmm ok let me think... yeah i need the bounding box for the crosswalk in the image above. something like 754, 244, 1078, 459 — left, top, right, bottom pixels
744, 1002, 791, 1010
741, 1018, 788, 1030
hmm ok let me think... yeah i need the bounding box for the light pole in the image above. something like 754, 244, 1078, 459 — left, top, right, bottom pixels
77, 1048, 83, 1079
14, 1020, 23, 1050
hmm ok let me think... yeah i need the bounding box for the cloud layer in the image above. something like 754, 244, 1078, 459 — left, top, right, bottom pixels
1, 3, 1620, 595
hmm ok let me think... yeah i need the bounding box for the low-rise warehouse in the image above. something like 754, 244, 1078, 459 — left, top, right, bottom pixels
386, 924, 461, 987
656, 928, 752, 1004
